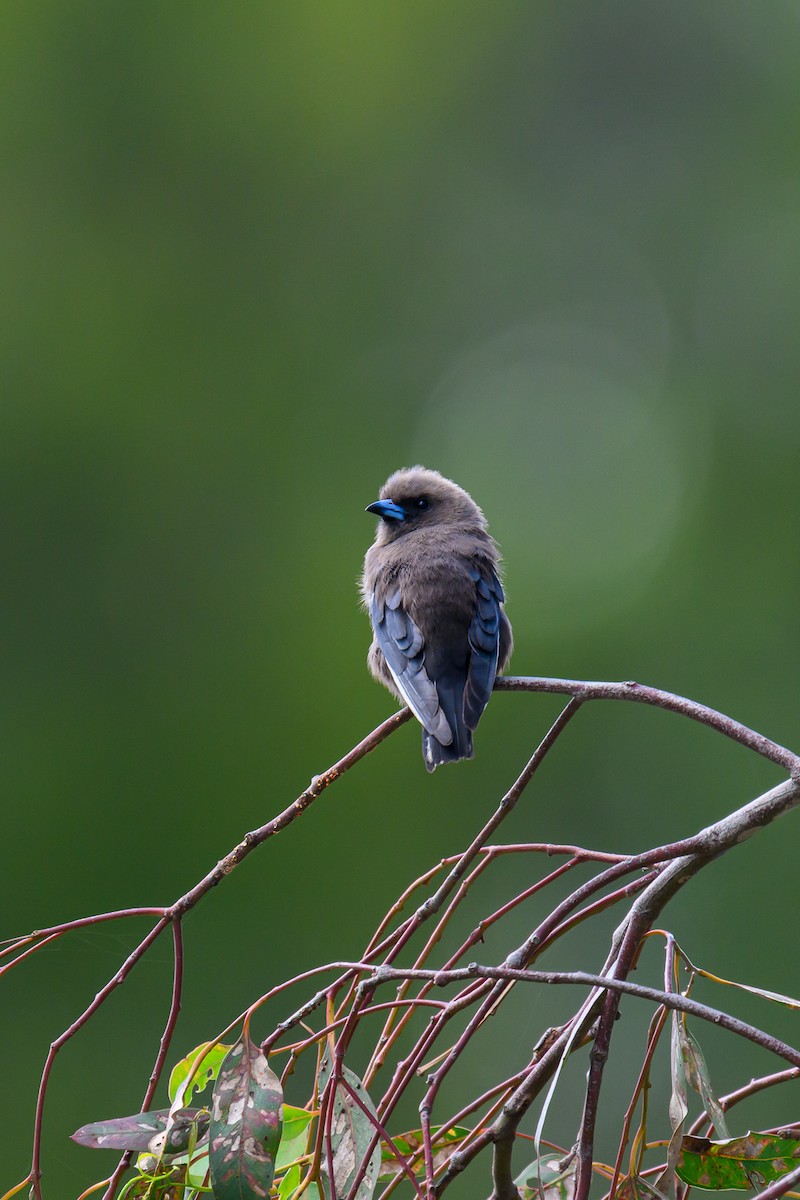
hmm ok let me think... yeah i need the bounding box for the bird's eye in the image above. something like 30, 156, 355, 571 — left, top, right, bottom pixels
414, 496, 430, 511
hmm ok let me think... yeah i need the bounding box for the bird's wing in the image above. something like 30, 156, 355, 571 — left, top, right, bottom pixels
369, 587, 453, 745
463, 565, 504, 730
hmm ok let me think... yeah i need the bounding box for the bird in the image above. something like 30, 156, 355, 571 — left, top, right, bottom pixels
361, 466, 513, 771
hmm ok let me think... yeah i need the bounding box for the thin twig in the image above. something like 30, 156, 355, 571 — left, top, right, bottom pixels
339, 1077, 425, 1200
365, 854, 582, 1089
100, 918, 186, 1200
29, 709, 410, 1198
346, 963, 800, 1066
31, 917, 170, 1200
168, 707, 412, 921
607, 1004, 670, 1199
366, 702, 584, 1130
494, 676, 800, 775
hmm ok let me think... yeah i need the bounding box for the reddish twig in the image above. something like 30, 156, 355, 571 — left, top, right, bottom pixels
31, 917, 170, 1199
338, 1076, 425, 1200
27, 709, 410, 1198
362, 702, 584, 1128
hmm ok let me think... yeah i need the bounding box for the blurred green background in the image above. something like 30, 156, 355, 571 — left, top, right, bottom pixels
3, 2, 799, 1195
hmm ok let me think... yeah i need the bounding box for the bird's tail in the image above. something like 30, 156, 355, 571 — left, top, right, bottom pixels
422, 679, 473, 772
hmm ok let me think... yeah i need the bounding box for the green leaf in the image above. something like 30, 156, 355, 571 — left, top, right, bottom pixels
135, 1143, 210, 1194
169, 1042, 232, 1105
275, 1105, 315, 1172
120, 1165, 188, 1198
278, 1163, 302, 1200
677, 1132, 800, 1190
282, 1104, 316, 1140
185, 1144, 210, 1189
278, 1169, 323, 1200
71, 1107, 208, 1153
318, 1061, 380, 1200
515, 1154, 576, 1199
209, 1031, 283, 1199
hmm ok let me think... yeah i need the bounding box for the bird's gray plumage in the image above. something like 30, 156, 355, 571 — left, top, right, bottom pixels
361, 466, 513, 771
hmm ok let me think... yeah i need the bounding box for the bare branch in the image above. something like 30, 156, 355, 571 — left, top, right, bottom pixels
494, 676, 800, 775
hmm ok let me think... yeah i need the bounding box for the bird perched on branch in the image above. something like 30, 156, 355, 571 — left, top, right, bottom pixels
361, 466, 513, 771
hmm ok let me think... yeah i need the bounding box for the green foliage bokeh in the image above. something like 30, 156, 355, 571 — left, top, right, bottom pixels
3, 3, 799, 1195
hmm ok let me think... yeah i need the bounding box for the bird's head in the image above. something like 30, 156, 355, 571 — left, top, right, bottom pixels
366, 466, 487, 543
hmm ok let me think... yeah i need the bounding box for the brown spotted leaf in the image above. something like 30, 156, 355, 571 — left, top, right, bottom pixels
677, 1131, 800, 1190
71, 1107, 208, 1154
209, 1030, 283, 1199
319, 1061, 380, 1200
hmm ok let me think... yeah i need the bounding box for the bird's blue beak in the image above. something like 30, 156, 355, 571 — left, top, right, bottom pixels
366, 499, 406, 522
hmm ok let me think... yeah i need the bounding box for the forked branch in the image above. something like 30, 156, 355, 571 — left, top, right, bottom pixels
5, 677, 799, 1200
